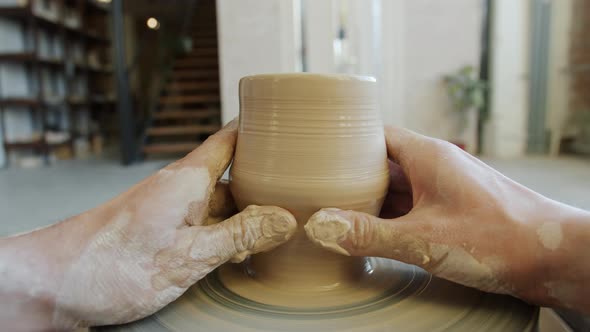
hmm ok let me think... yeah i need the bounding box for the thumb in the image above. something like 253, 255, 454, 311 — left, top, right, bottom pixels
203, 205, 297, 264
305, 208, 432, 268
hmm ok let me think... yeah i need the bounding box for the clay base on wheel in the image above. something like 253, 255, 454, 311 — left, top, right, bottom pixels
96, 258, 538, 332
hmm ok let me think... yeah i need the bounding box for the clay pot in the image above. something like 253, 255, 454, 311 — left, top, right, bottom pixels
228, 73, 389, 306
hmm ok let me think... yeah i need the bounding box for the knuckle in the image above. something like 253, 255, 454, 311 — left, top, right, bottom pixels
229, 213, 255, 252
348, 213, 375, 251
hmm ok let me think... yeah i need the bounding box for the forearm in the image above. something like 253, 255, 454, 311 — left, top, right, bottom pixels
0, 211, 106, 331
520, 198, 590, 313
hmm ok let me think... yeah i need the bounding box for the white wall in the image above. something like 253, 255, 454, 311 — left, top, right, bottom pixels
216, 0, 484, 151
401, 0, 483, 150
547, 0, 572, 156
485, 0, 531, 157
216, 0, 300, 124
303, 0, 335, 73
301, 0, 483, 149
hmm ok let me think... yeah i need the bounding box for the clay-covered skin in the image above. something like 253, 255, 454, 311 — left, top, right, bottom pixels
306, 126, 590, 314
0, 120, 297, 331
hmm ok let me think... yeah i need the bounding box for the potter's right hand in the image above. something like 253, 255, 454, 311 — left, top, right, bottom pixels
306, 126, 590, 314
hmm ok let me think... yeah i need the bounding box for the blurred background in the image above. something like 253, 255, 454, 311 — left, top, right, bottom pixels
1, 0, 590, 165
0, 0, 588, 329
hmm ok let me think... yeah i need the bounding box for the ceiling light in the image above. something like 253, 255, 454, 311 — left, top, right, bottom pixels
147, 17, 160, 30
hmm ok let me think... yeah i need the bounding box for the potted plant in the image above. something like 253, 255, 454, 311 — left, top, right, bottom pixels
443, 66, 486, 151
571, 109, 590, 155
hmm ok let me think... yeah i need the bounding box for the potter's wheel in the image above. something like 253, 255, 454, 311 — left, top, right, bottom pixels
96, 258, 538, 331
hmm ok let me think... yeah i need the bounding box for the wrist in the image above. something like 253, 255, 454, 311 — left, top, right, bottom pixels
0, 209, 108, 330
516, 198, 590, 310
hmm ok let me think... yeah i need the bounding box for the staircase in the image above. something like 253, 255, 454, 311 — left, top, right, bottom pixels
143, 0, 221, 157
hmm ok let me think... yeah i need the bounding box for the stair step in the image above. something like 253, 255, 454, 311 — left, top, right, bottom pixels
192, 32, 217, 37
153, 109, 219, 120
147, 124, 220, 136
164, 81, 219, 91
143, 142, 200, 154
159, 94, 220, 104
192, 37, 217, 45
187, 48, 218, 56
170, 70, 218, 79
174, 58, 218, 68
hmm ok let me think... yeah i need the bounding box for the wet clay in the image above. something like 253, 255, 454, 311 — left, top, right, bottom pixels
227, 74, 389, 306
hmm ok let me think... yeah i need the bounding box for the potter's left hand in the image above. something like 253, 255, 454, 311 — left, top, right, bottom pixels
0, 120, 297, 331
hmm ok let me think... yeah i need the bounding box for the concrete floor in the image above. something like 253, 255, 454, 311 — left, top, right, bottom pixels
0, 157, 172, 236
0, 156, 588, 236
483, 156, 590, 211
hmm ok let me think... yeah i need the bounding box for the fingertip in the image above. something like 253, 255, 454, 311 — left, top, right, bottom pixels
253, 205, 298, 245
183, 118, 239, 177
305, 208, 356, 256
222, 117, 239, 131
216, 205, 297, 263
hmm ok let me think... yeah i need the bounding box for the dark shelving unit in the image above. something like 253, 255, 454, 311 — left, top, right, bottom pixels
0, 0, 113, 166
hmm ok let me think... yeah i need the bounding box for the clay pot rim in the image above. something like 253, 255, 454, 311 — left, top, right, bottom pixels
240, 73, 376, 83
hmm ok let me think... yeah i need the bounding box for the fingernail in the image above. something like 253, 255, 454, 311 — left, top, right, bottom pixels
305, 209, 351, 256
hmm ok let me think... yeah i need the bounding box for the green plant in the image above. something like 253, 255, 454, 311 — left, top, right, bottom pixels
571, 109, 590, 154
443, 66, 487, 134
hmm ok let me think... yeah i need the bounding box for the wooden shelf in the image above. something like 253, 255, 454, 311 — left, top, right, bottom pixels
3, 139, 44, 150
3, 137, 72, 151
0, 7, 63, 31
87, 66, 113, 74
0, 1, 114, 165
0, 52, 64, 67
0, 6, 110, 44
0, 52, 35, 61
61, 24, 110, 44
67, 97, 87, 106
89, 95, 116, 104
67, 96, 115, 106
85, 30, 110, 44
0, 97, 41, 107
86, 1, 110, 14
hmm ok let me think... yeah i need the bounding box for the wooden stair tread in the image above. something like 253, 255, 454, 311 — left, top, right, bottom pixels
191, 33, 217, 37
147, 125, 220, 136
143, 142, 199, 154
192, 37, 217, 43
159, 94, 220, 104
174, 58, 218, 68
170, 72, 218, 80
153, 110, 219, 120
164, 81, 219, 91
186, 48, 218, 56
